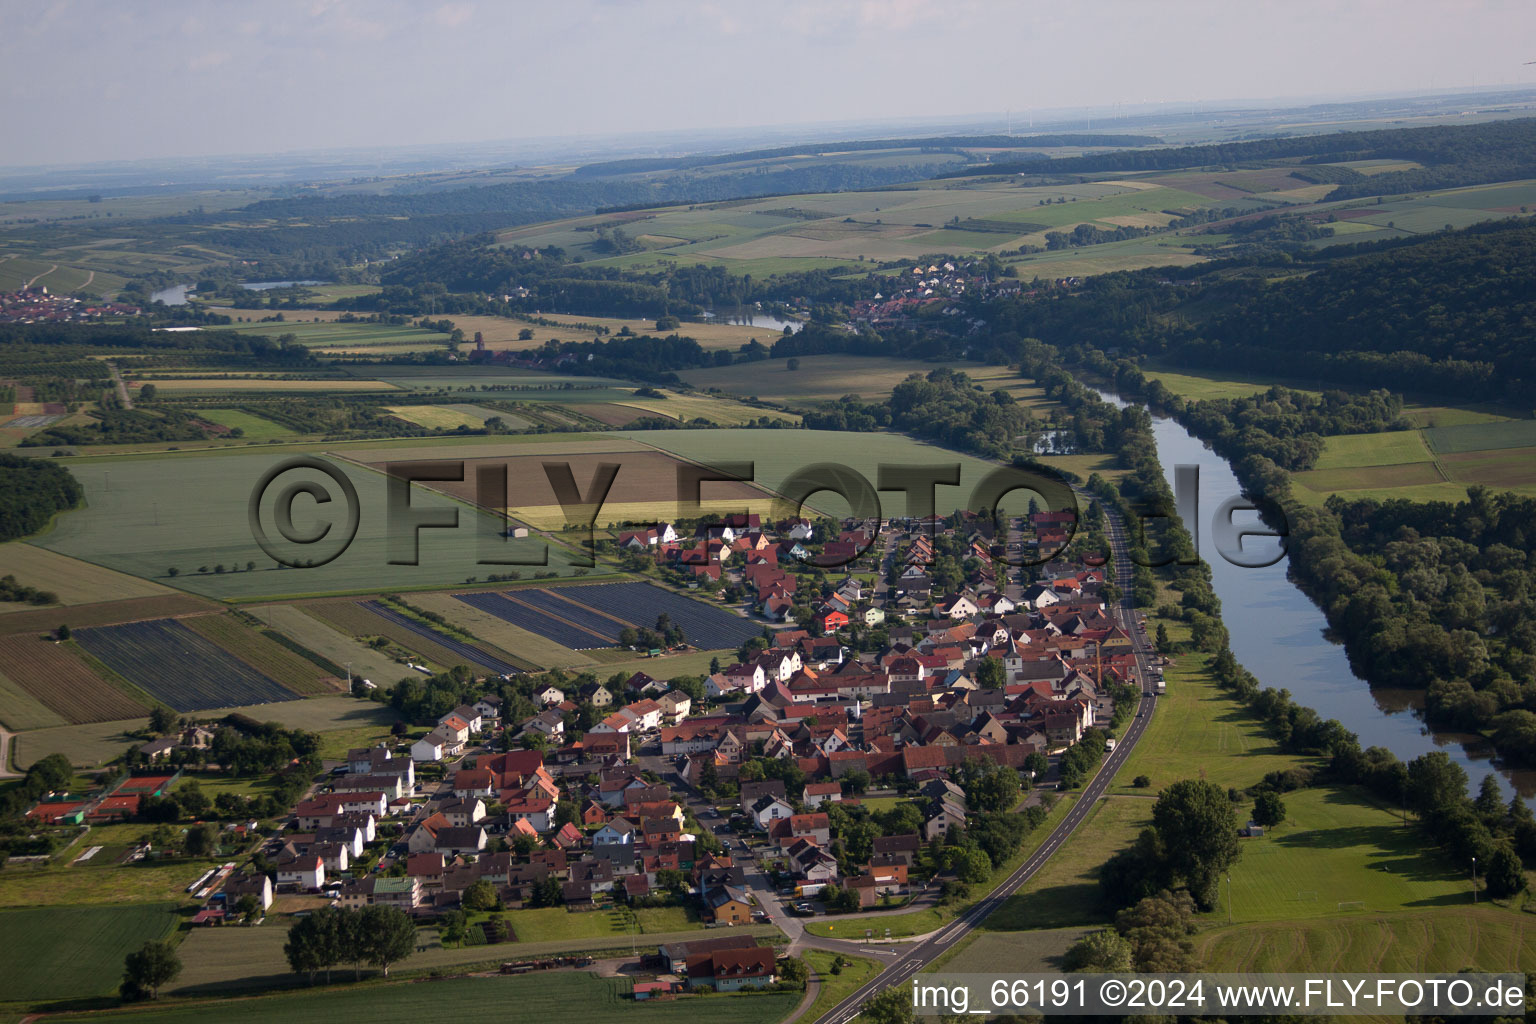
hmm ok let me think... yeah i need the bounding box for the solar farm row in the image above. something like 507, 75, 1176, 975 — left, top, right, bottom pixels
454, 592, 610, 651
511, 588, 627, 642
554, 583, 760, 650
360, 602, 523, 675
74, 618, 298, 712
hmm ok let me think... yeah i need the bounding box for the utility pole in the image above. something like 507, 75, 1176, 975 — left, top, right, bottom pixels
1471, 856, 1477, 904
1226, 875, 1233, 924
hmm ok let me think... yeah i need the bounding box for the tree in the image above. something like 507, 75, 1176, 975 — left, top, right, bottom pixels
178, 782, 209, 819
787, 357, 801, 371
55, 623, 70, 640
1483, 842, 1526, 899
183, 823, 218, 857
862, 985, 917, 1024
462, 878, 498, 912
779, 955, 809, 986
956, 847, 992, 884
285, 906, 346, 984
1251, 790, 1286, 828
1063, 928, 1135, 972
1155, 623, 1170, 651
1150, 779, 1241, 909
439, 909, 469, 947
235, 893, 261, 922
122, 940, 181, 1000
148, 705, 176, 734
975, 657, 1006, 690
355, 905, 417, 977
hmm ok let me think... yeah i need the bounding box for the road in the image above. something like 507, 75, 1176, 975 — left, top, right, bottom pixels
808, 503, 1161, 1024
106, 361, 132, 409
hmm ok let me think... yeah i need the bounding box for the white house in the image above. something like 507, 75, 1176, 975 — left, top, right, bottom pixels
749, 794, 794, 830
277, 854, 325, 891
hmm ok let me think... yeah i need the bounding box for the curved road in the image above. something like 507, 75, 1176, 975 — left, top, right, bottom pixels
808, 505, 1160, 1024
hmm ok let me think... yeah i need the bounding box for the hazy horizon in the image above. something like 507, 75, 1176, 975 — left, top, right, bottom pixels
4, 0, 1535, 167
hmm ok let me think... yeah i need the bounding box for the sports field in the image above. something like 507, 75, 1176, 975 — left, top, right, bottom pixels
54, 970, 801, 1024
0, 902, 180, 1002
33, 451, 592, 600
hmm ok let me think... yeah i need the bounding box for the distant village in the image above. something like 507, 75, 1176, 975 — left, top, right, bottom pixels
0, 285, 140, 324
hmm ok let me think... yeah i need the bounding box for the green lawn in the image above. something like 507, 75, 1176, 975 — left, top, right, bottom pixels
1220, 786, 1467, 922
923, 925, 1095, 974
52, 971, 799, 1024
802, 951, 880, 1023
0, 903, 180, 1003
981, 796, 1151, 930
1112, 650, 1310, 795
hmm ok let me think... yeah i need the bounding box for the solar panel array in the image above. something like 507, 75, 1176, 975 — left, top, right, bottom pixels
361, 602, 523, 675
75, 618, 297, 711
560, 582, 761, 650
454, 591, 611, 651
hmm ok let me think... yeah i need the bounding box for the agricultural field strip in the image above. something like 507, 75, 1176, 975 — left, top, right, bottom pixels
559, 582, 760, 649
359, 601, 524, 675
180, 613, 335, 695
454, 591, 611, 651
0, 635, 148, 725
73, 618, 298, 712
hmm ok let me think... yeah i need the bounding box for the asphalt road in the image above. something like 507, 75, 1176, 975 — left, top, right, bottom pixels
810, 505, 1160, 1024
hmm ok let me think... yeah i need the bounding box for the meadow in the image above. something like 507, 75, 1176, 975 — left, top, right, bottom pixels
619, 428, 1070, 520
449, 312, 790, 352
223, 320, 452, 352
56, 971, 800, 1024
194, 407, 294, 440
12, 694, 399, 769
1195, 905, 1536, 972
0, 543, 178, 611
0, 903, 180, 1003
33, 450, 592, 600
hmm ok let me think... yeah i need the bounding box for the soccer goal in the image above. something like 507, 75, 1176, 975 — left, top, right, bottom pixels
1337, 900, 1366, 911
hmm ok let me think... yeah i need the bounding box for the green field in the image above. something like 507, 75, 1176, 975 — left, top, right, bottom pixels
14, 694, 400, 769
1423, 419, 1536, 454
195, 408, 293, 440
225, 321, 451, 351
55, 971, 800, 1024
620, 428, 1054, 520
0, 859, 212, 909
33, 450, 591, 600
1112, 651, 1313, 794
923, 925, 1094, 974
1196, 905, 1536, 972
1310, 430, 1435, 471
1141, 365, 1323, 402
0, 903, 180, 1003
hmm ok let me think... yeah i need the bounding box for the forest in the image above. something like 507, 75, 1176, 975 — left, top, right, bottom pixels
801, 368, 1032, 459
0, 453, 84, 542
944, 116, 1536, 202
983, 217, 1536, 405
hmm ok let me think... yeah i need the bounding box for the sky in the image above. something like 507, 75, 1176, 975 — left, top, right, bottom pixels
3, 0, 1535, 166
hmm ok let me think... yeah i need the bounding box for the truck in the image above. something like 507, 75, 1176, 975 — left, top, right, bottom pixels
1155, 677, 1166, 695
1104, 738, 1117, 752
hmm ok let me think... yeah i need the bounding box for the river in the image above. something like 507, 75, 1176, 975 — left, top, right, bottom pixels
1100, 389, 1532, 795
